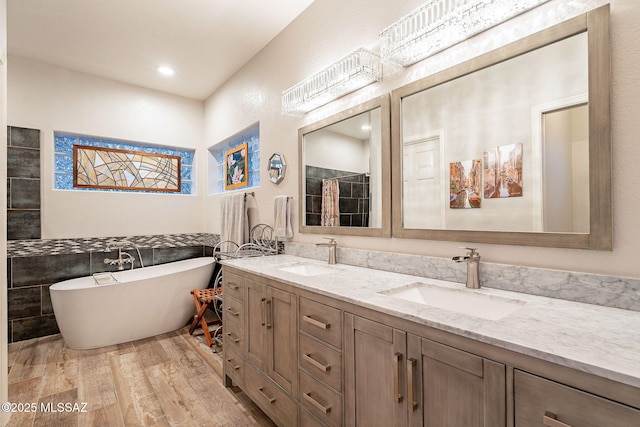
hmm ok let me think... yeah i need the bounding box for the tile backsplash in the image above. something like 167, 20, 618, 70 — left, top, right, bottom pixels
285, 242, 640, 313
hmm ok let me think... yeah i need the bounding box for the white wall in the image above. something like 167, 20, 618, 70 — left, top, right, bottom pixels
7, 56, 206, 238
304, 129, 369, 172
204, 0, 640, 279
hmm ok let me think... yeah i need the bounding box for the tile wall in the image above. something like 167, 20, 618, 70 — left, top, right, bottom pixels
305, 165, 370, 227
7, 126, 41, 240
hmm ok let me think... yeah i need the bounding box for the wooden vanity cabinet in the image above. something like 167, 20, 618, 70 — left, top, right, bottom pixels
344, 313, 407, 426
222, 271, 245, 388
244, 276, 297, 395
415, 337, 505, 427
224, 269, 298, 426
298, 297, 344, 427
224, 265, 640, 427
344, 313, 506, 427
514, 370, 640, 426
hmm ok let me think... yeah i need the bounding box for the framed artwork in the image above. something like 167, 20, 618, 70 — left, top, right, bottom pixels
450, 159, 482, 209
225, 142, 249, 190
483, 143, 523, 198
73, 145, 181, 192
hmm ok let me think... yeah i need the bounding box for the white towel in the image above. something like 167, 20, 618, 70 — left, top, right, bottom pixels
220, 193, 246, 252
245, 193, 260, 241
274, 196, 293, 239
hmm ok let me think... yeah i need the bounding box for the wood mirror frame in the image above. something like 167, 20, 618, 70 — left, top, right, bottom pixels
298, 95, 392, 237
391, 5, 611, 249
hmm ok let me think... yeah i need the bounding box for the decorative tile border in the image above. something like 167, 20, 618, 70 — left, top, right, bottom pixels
6, 233, 288, 258
7, 233, 221, 258
284, 242, 640, 313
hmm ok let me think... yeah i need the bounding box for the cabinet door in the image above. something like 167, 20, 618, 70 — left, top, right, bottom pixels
344, 313, 407, 427
245, 278, 267, 371
267, 286, 298, 396
419, 338, 506, 427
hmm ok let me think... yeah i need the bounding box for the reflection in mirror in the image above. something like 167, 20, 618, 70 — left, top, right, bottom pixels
392, 5, 611, 249
401, 32, 587, 233
299, 95, 391, 237
268, 152, 286, 184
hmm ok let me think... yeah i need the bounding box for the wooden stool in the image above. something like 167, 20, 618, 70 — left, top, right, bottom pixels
188, 288, 222, 347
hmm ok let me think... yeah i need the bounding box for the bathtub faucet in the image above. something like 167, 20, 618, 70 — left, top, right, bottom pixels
104, 251, 135, 270
104, 240, 145, 270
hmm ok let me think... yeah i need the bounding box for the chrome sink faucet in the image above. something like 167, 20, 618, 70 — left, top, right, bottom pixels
316, 238, 337, 265
452, 248, 481, 289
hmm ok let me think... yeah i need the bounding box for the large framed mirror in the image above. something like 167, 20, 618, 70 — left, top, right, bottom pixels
391, 5, 611, 249
299, 95, 391, 237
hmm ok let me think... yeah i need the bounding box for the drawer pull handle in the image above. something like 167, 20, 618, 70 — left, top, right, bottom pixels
257, 387, 276, 404
226, 359, 240, 371
225, 332, 240, 344
261, 298, 267, 326
543, 412, 573, 427
407, 357, 418, 411
394, 352, 403, 403
303, 315, 330, 330
227, 307, 240, 316
303, 392, 331, 414
266, 299, 272, 329
303, 353, 330, 372
228, 282, 239, 290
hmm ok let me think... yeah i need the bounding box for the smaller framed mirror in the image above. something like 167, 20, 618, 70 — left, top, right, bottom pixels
299, 95, 391, 237
268, 152, 286, 184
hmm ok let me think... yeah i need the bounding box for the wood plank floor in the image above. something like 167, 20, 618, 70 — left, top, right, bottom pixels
6, 325, 277, 427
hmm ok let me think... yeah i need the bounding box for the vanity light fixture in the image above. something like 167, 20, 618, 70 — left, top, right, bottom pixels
380, 0, 550, 67
282, 48, 382, 115
155, 65, 175, 76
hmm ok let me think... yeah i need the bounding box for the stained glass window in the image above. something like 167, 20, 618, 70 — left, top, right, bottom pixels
54, 132, 195, 194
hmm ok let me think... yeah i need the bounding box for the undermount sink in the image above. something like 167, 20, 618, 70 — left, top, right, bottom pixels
278, 263, 337, 276
379, 282, 526, 321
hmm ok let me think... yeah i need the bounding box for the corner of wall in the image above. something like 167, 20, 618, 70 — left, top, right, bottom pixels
1, 0, 10, 421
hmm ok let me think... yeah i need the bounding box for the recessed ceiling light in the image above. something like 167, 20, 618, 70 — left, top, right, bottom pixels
155, 66, 175, 76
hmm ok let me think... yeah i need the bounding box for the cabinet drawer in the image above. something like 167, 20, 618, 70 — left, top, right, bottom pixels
300, 407, 327, 427
300, 370, 342, 427
223, 295, 244, 328
223, 271, 244, 301
299, 333, 342, 392
245, 362, 298, 427
300, 297, 342, 349
515, 370, 640, 427
224, 321, 244, 355
224, 346, 244, 386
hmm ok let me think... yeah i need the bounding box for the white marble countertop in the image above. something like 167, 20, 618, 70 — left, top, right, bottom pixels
221, 254, 640, 389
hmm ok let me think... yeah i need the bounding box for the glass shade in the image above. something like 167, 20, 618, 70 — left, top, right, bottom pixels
380, 0, 550, 67
282, 48, 382, 115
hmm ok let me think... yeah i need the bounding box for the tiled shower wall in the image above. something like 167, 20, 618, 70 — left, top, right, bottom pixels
305, 165, 370, 227
7, 126, 41, 240
7, 233, 221, 343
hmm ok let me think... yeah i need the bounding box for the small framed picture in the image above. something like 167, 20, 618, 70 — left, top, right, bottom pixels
225, 142, 249, 190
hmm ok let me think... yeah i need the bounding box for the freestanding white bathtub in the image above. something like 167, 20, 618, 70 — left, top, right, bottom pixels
50, 257, 215, 350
